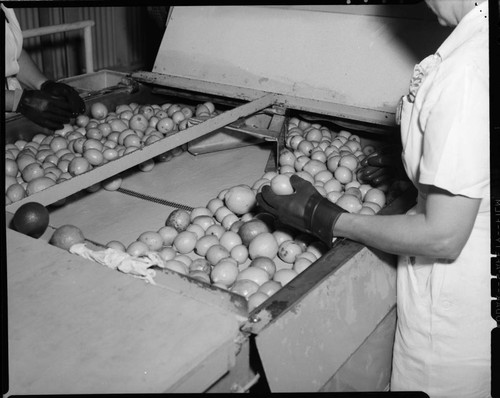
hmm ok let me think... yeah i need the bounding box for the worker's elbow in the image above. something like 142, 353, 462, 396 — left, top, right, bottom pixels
430, 236, 464, 260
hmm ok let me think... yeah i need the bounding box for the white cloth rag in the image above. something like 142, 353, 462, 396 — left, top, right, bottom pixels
69, 243, 167, 285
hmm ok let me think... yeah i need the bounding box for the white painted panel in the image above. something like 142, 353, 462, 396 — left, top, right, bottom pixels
154, 6, 450, 115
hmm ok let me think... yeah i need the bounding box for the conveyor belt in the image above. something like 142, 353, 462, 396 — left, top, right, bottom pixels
116, 187, 195, 212
42, 186, 195, 249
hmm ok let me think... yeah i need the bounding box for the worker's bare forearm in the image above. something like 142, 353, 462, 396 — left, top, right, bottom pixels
333, 187, 481, 260
334, 212, 453, 258
16, 50, 48, 90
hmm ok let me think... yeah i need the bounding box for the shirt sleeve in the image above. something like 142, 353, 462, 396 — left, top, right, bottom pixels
417, 60, 489, 199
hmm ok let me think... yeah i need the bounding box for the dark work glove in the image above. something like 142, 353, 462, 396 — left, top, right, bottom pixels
357, 146, 405, 187
18, 90, 74, 130
40, 80, 85, 116
256, 175, 346, 246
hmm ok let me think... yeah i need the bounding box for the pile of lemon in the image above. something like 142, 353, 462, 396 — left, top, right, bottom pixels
265, 117, 387, 214
102, 115, 389, 310
5, 100, 218, 205
89, 117, 388, 310
106, 183, 329, 311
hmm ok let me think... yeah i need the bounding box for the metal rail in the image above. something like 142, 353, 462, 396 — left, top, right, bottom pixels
23, 20, 95, 74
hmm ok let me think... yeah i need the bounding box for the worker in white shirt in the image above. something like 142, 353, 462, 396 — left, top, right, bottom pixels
3, 4, 85, 130
258, 1, 493, 397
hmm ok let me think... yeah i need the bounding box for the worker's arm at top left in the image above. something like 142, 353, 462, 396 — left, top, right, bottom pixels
5, 49, 48, 112
16, 49, 49, 90
9, 49, 85, 119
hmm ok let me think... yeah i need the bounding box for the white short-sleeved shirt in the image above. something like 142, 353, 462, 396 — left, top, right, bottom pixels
390, 2, 494, 397
3, 4, 23, 90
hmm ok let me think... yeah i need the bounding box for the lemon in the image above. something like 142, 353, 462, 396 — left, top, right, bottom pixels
296, 251, 317, 263
211, 258, 239, 287
102, 176, 122, 191
175, 254, 192, 268
90, 102, 108, 120
364, 188, 386, 208
186, 224, 204, 240
189, 207, 213, 222
359, 207, 376, 215
293, 257, 313, 273
126, 241, 149, 257
230, 244, 249, 264
249, 256, 277, 279
248, 232, 279, 260
273, 268, 298, 286
164, 260, 188, 275
189, 270, 211, 284
236, 266, 270, 286
270, 174, 293, 195
206, 244, 231, 266
106, 240, 126, 252
230, 279, 259, 299
219, 231, 243, 252
224, 185, 256, 215
258, 280, 282, 297
237, 219, 270, 246
49, 224, 85, 251
278, 240, 303, 264
5, 158, 19, 177
205, 224, 226, 239
26, 177, 56, 196
165, 209, 191, 232
248, 292, 269, 311
138, 231, 164, 251
21, 162, 45, 182
173, 231, 197, 254
157, 226, 178, 246
192, 215, 216, 231
6, 183, 27, 203
195, 235, 219, 257
158, 247, 176, 262
189, 258, 212, 274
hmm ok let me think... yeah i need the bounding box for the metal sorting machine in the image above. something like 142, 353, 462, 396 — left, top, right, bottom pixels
4, 6, 450, 394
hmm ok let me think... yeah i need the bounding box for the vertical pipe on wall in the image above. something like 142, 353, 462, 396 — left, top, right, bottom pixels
83, 25, 94, 73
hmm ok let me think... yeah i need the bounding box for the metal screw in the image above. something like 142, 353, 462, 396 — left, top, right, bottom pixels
249, 315, 260, 323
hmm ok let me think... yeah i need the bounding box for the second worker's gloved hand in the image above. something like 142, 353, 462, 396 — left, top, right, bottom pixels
40, 80, 85, 116
357, 146, 405, 187
18, 90, 74, 130
256, 175, 346, 246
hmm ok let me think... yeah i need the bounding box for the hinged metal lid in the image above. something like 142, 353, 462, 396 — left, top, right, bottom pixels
152, 6, 449, 125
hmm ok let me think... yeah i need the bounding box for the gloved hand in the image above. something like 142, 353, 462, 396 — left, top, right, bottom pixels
40, 80, 85, 116
357, 146, 405, 187
18, 90, 74, 130
256, 175, 346, 246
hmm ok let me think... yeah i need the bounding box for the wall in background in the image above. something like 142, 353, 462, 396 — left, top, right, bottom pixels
15, 6, 168, 80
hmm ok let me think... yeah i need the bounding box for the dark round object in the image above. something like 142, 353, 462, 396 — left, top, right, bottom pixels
11, 202, 50, 238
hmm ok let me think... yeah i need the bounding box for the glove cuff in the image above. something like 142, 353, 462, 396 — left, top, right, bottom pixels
40, 80, 54, 90
310, 198, 346, 246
